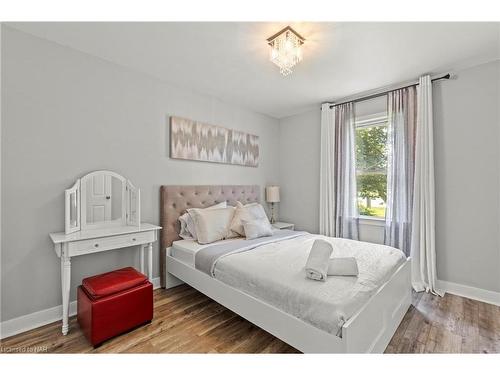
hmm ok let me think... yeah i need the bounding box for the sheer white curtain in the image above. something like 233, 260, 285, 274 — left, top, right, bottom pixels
319, 103, 359, 239
384, 87, 416, 256
410, 75, 443, 295
319, 103, 336, 236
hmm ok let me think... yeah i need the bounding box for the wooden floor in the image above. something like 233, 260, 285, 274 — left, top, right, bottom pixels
1, 284, 499, 354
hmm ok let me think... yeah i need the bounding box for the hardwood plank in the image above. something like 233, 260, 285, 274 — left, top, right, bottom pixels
386, 302, 416, 349
391, 292, 430, 353
459, 296, 480, 353
1, 287, 498, 354
478, 300, 499, 353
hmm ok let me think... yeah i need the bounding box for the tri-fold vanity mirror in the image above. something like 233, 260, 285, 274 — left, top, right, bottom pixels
65, 170, 140, 234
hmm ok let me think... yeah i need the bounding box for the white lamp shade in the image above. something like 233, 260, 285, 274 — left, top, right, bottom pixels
266, 186, 280, 203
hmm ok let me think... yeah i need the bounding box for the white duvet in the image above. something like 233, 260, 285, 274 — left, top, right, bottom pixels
213, 234, 406, 335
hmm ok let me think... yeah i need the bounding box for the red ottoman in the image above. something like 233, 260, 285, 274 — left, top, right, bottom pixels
77, 267, 153, 347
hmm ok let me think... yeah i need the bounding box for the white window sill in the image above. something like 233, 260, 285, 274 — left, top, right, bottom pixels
359, 216, 385, 227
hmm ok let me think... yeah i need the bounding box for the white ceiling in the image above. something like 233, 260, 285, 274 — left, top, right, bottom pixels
8, 22, 500, 118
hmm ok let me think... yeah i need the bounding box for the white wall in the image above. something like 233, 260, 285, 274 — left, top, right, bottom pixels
279, 60, 500, 293
1, 26, 280, 321
278, 109, 320, 233
433, 60, 499, 292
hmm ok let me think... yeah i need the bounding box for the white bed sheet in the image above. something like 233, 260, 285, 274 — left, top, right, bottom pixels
213, 234, 406, 335
171, 237, 246, 266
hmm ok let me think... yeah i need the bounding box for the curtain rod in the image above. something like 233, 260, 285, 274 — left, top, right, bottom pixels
326, 73, 451, 109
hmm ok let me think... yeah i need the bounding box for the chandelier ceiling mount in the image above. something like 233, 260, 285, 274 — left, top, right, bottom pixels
267, 26, 305, 76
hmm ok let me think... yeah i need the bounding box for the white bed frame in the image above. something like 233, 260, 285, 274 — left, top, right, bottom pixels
165, 249, 411, 353
159, 185, 411, 353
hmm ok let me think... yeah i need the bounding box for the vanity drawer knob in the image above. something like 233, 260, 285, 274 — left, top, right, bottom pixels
94, 243, 99, 248
132, 238, 136, 241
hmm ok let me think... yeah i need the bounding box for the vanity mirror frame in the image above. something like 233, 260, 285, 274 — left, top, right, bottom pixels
64, 180, 81, 234
64, 170, 140, 234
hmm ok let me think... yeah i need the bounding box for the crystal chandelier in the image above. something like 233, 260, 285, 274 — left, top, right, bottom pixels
267, 26, 305, 76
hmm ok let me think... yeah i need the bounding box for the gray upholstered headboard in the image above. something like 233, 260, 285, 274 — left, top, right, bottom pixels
159, 185, 260, 287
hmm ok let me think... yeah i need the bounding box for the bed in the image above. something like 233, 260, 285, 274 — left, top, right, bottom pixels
160, 185, 411, 353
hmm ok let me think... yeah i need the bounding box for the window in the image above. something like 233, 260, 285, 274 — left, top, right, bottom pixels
355, 114, 388, 219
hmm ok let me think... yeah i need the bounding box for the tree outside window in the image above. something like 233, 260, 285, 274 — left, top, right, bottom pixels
355, 121, 388, 218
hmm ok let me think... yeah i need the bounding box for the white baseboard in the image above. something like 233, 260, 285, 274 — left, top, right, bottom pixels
0, 301, 78, 340
0, 277, 161, 340
151, 276, 161, 290
437, 279, 500, 306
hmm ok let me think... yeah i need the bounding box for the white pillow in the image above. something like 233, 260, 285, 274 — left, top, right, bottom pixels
229, 202, 268, 237
188, 207, 236, 244
179, 201, 227, 240
242, 218, 274, 240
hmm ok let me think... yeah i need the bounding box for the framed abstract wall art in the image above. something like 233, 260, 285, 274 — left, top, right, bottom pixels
169, 116, 259, 167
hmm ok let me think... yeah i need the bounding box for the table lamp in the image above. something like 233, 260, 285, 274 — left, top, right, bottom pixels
266, 186, 280, 224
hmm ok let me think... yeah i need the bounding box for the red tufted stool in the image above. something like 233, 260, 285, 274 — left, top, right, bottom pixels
77, 267, 153, 347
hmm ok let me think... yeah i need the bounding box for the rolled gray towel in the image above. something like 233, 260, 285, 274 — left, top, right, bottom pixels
327, 257, 359, 276
305, 239, 333, 281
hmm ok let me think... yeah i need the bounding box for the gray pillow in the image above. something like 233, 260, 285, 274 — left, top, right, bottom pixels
242, 218, 274, 240
230, 202, 268, 237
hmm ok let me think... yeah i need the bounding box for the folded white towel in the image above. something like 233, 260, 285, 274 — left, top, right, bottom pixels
327, 257, 359, 276
305, 239, 333, 281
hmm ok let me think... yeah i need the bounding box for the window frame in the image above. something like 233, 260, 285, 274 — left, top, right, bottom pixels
354, 112, 388, 222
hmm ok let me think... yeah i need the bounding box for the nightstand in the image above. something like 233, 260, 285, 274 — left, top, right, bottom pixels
271, 222, 295, 230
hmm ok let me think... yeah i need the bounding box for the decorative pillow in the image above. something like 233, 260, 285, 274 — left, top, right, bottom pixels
188, 207, 236, 244
229, 202, 268, 237
242, 218, 274, 240
179, 201, 227, 240
179, 215, 194, 240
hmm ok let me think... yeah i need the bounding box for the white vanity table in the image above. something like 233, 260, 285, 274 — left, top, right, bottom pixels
49, 170, 161, 335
